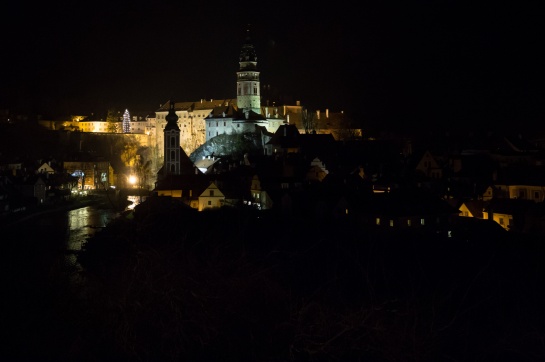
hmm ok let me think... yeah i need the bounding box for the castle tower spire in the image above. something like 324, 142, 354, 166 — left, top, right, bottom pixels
236, 25, 261, 114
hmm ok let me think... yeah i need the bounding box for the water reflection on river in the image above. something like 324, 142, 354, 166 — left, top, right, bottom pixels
0, 196, 145, 359
64, 206, 118, 279
66, 196, 143, 274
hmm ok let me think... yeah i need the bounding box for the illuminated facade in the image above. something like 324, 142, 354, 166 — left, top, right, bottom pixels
36, 31, 360, 163
62, 160, 115, 190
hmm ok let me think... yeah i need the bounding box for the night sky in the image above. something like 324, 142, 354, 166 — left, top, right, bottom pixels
2, 2, 544, 132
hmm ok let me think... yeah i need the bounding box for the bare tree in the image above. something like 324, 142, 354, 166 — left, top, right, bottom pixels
301, 107, 317, 134
106, 109, 120, 133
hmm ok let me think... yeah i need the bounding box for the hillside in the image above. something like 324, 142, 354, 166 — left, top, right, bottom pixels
75, 199, 545, 361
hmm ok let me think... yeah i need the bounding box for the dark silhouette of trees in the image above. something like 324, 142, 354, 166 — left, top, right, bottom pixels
75, 202, 545, 361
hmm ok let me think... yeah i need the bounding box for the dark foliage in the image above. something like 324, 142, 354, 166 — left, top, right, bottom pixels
75, 200, 545, 361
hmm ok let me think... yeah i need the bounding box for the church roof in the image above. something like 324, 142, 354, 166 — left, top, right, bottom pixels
156, 99, 237, 113
208, 104, 238, 118
206, 107, 267, 122
157, 146, 201, 179
164, 100, 180, 131
233, 110, 267, 122
154, 173, 211, 195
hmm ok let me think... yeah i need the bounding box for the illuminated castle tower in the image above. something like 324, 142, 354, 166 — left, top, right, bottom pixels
204, 27, 284, 142
236, 27, 261, 114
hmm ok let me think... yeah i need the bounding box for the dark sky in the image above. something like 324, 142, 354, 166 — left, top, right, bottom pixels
2, 2, 544, 131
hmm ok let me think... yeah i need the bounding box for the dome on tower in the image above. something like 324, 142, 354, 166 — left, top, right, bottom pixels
239, 28, 257, 67
164, 100, 180, 131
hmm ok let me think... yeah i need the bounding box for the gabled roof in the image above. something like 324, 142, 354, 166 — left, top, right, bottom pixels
199, 181, 225, 198
357, 187, 460, 218
206, 107, 267, 122
18, 174, 46, 186
503, 135, 543, 153
298, 133, 336, 159
208, 104, 238, 118
484, 198, 535, 214
157, 146, 201, 179
213, 165, 254, 200
314, 111, 358, 130
494, 165, 545, 186
194, 156, 221, 174
156, 99, 237, 112
233, 109, 267, 122
265, 124, 300, 148
154, 173, 211, 195
37, 162, 55, 173
461, 199, 485, 218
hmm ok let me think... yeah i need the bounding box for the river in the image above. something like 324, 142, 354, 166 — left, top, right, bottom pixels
0, 197, 139, 359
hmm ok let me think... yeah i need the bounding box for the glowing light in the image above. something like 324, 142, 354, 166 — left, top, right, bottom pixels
123, 109, 131, 133
128, 175, 137, 186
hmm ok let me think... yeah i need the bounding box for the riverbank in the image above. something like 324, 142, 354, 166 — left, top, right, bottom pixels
0, 193, 120, 228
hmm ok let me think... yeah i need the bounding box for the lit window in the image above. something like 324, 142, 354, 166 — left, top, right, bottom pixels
420, 218, 425, 225
407, 219, 411, 226
389, 220, 394, 227
376, 218, 380, 225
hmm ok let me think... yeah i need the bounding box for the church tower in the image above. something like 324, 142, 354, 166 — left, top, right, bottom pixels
237, 27, 261, 114
163, 100, 181, 175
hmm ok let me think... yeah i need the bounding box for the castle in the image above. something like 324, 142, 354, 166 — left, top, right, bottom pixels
36, 29, 362, 172
151, 29, 361, 159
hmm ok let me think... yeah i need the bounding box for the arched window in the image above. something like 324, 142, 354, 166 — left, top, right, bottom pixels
171, 150, 175, 160
170, 137, 175, 147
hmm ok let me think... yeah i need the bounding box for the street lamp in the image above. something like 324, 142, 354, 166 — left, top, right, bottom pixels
128, 175, 137, 188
